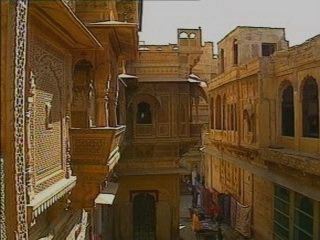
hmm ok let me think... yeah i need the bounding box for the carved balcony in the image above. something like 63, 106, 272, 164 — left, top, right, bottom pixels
69, 126, 125, 210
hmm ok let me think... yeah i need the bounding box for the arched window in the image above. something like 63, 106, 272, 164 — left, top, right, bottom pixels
302, 77, 319, 138
251, 113, 256, 136
230, 104, 234, 131
215, 95, 222, 130
133, 193, 156, 240
189, 33, 196, 39
179, 32, 188, 39
281, 84, 295, 136
220, 49, 225, 73
210, 97, 214, 129
244, 110, 251, 132
222, 95, 226, 130
227, 105, 230, 130
137, 102, 152, 124
233, 39, 238, 65
234, 104, 238, 131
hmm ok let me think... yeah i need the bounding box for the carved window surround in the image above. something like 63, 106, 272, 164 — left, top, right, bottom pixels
27, 176, 76, 221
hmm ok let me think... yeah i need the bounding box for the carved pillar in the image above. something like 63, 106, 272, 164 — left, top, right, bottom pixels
95, 90, 108, 127
25, 71, 36, 203
108, 61, 119, 127
108, 91, 118, 127
94, 55, 110, 127
65, 116, 71, 178
195, 96, 200, 123
88, 80, 96, 127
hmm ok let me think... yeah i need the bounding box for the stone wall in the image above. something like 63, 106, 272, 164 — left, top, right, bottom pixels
252, 175, 273, 240
217, 27, 288, 74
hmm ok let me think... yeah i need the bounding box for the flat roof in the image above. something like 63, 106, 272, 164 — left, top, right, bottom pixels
218, 26, 285, 44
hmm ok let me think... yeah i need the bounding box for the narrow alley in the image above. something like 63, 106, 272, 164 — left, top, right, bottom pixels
179, 194, 244, 240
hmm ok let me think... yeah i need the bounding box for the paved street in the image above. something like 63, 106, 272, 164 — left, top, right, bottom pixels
179, 194, 196, 240
179, 194, 245, 240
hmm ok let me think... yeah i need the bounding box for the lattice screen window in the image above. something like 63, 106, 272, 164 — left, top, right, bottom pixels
274, 185, 319, 240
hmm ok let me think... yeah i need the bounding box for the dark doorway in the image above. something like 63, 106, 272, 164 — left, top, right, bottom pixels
281, 84, 295, 136
133, 193, 156, 240
302, 77, 319, 138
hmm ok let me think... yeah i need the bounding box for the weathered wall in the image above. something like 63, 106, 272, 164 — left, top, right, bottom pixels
252, 175, 273, 240
217, 27, 288, 74
204, 27, 320, 240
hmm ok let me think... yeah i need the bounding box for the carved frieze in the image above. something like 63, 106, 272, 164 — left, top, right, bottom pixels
14, 0, 29, 238
260, 148, 320, 177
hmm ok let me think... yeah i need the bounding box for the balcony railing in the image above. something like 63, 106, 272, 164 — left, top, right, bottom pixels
69, 126, 125, 209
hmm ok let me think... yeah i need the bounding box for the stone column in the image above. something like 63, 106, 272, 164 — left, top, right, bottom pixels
108, 61, 119, 127
108, 92, 118, 127
95, 90, 108, 127
195, 96, 200, 123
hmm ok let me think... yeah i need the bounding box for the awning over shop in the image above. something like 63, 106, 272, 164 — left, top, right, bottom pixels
94, 182, 119, 205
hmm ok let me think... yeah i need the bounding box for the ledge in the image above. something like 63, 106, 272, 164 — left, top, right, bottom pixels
203, 146, 320, 201
27, 176, 76, 219
117, 167, 189, 176
260, 148, 320, 177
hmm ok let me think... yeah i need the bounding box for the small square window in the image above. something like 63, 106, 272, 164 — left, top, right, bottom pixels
262, 43, 277, 56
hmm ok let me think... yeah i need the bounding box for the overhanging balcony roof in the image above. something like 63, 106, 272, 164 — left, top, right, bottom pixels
30, 0, 102, 49
86, 21, 138, 59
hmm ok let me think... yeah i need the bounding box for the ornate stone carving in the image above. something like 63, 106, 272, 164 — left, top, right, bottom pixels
28, 36, 66, 182
26, 71, 36, 203
0, 157, 7, 239
14, 0, 29, 238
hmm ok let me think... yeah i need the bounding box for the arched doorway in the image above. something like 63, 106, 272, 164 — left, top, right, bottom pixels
133, 193, 156, 240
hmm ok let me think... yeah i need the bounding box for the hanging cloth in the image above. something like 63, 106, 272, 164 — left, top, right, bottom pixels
230, 197, 237, 228
235, 202, 252, 238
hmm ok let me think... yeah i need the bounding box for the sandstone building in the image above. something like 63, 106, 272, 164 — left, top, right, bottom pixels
112, 28, 214, 240
203, 26, 320, 240
1, 0, 142, 239
1, 1, 215, 239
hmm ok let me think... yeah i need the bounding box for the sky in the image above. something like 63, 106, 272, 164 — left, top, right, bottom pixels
139, 0, 320, 51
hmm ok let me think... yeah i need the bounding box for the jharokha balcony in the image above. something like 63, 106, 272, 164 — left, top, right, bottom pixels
69, 126, 125, 210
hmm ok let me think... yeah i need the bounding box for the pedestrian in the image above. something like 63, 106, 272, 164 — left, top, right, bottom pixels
209, 201, 223, 224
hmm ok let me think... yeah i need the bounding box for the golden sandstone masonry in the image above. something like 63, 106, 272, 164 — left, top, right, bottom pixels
1, 1, 320, 240
203, 27, 320, 240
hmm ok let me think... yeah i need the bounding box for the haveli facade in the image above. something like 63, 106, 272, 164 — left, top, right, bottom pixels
112, 28, 215, 240
203, 26, 320, 240
1, 0, 142, 239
